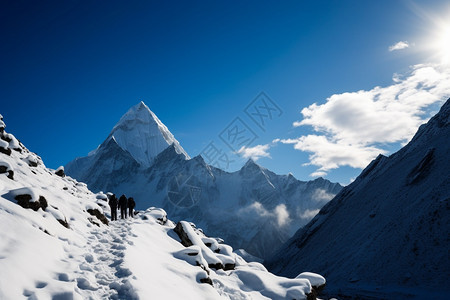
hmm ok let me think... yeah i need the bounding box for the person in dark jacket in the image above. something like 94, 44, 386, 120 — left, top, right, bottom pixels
128, 197, 136, 217
108, 194, 118, 221
118, 194, 128, 219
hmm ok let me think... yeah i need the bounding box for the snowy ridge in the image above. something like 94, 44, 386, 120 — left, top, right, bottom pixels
66, 102, 343, 260
266, 99, 450, 299
0, 114, 324, 299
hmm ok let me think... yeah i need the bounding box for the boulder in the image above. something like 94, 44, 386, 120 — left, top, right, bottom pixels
14, 194, 47, 211
0, 162, 14, 180
26, 155, 38, 167
87, 208, 109, 225
55, 166, 66, 177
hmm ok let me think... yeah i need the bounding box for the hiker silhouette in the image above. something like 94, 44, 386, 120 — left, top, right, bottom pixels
128, 197, 136, 217
108, 194, 118, 221
118, 194, 128, 219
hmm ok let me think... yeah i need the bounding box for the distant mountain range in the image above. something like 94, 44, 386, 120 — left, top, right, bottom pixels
66, 102, 342, 259
266, 99, 450, 298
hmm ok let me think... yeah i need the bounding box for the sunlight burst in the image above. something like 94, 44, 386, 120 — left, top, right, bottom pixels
432, 20, 450, 64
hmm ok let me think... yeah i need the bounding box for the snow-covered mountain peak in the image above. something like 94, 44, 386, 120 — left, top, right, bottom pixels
105, 101, 189, 167
240, 158, 264, 172
113, 101, 156, 129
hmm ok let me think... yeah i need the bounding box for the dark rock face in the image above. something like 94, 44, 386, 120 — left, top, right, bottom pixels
199, 277, 213, 285
174, 222, 194, 247
38, 196, 48, 210
15, 194, 47, 211
65, 137, 141, 193
28, 160, 38, 167
208, 262, 224, 270
57, 218, 70, 228
1, 134, 11, 142
406, 148, 435, 185
55, 169, 65, 177
0, 146, 11, 156
224, 263, 236, 271
87, 208, 109, 225
0, 166, 14, 180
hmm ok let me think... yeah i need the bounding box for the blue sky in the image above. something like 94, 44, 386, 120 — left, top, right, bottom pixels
1, 0, 450, 184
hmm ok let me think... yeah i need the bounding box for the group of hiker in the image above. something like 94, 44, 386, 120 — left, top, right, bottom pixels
107, 193, 136, 221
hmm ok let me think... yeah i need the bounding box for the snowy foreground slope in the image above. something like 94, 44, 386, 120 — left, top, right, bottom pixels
66, 102, 342, 259
266, 99, 450, 299
0, 114, 324, 299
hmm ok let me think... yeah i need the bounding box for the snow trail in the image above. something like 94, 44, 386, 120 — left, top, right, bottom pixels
68, 219, 138, 299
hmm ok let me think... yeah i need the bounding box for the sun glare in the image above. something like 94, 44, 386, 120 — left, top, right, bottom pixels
418, 5, 450, 65
432, 20, 450, 64
410, 2, 450, 65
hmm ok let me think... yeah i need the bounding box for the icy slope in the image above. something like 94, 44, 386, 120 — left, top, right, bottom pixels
66, 102, 342, 260
266, 99, 450, 298
0, 114, 322, 299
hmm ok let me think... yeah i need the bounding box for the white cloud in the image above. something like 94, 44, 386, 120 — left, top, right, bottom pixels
389, 41, 410, 51
274, 204, 290, 227
312, 188, 336, 202
239, 202, 291, 227
236, 144, 271, 161
242, 202, 270, 217
297, 208, 320, 220
288, 64, 450, 176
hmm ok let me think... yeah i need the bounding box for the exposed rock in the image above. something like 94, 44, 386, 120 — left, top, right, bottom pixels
38, 196, 48, 211
55, 166, 65, 177
87, 208, 109, 225
1, 134, 11, 143
0, 164, 14, 180
15, 194, 47, 212
174, 222, 194, 247
406, 148, 435, 185
208, 262, 224, 270
57, 218, 70, 228
88, 217, 101, 227
0, 146, 11, 156
306, 291, 316, 300
27, 160, 38, 167
199, 277, 213, 285
224, 263, 236, 271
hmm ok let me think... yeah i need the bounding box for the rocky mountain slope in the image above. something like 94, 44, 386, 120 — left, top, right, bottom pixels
0, 112, 326, 299
266, 99, 450, 299
65, 102, 342, 259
